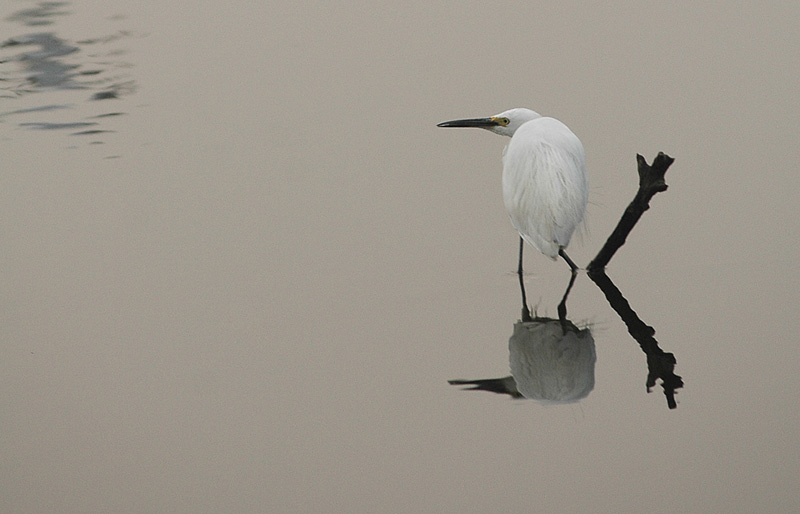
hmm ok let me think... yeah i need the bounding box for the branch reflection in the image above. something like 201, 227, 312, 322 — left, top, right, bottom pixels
588, 269, 683, 409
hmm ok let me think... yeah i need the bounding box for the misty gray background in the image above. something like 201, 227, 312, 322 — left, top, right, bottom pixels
3, 1, 799, 513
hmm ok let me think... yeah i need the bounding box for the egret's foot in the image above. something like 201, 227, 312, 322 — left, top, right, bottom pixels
522, 305, 532, 323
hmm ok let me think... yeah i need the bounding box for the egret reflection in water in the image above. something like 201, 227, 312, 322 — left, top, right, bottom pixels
450, 316, 596, 404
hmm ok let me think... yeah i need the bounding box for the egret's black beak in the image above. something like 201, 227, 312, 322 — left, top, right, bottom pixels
437, 117, 500, 128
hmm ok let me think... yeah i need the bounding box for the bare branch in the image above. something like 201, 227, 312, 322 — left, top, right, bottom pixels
587, 152, 674, 272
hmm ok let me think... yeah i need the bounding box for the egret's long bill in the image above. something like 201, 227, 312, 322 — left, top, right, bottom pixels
437, 117, 505, 128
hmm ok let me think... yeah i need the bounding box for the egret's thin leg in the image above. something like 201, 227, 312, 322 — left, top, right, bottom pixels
557, 268, 578, 332
518, 237, 532, 322
558, 248, 579, 272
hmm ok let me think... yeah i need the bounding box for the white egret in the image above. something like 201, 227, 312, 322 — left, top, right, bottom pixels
437, 108, 588, 274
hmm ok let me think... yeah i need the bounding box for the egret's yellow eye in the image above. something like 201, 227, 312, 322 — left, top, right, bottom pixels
498, 117, 510, 126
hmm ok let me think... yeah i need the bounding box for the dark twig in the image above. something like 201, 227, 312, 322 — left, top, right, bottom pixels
587, 152, 674, 273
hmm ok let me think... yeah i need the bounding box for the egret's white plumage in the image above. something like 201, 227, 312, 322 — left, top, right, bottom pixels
438, 108, 588, 266
501, 111, 587, 258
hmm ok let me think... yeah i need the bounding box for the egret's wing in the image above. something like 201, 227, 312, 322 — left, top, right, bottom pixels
502, 118, 588, 258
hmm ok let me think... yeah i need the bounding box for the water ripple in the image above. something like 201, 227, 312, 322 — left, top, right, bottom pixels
1, 1, 139, 153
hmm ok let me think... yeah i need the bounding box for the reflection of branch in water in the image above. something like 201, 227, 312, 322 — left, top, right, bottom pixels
586, 152, 682, 409
589, 270, 683, 409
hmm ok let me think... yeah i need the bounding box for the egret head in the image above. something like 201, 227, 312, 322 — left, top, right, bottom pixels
437, 107, 541, 137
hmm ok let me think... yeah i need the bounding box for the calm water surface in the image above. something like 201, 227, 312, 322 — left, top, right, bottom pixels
3, 2, 799, 513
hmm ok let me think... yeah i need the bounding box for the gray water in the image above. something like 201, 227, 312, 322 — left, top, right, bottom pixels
3, 2, 799, 512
